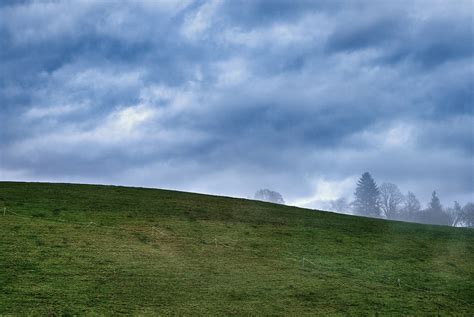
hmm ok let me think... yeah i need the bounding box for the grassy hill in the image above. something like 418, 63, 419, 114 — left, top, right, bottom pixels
0, 181, 473, 315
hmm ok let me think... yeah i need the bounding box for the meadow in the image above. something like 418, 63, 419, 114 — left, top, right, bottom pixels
0, 181, 473, 315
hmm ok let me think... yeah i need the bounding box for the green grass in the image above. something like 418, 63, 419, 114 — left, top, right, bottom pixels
0, 181, 473, 315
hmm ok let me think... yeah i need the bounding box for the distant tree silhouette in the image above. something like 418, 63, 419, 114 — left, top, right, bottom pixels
379, 183, 404, 219
400, 191, 421, 221
352, 172, 381, 217
459, 203, 474, 227
429, 191, 442, 211
447, 201, 463, 227
329, 197, 349, 213
254, 189, 285, 204
419, 191, 452, 226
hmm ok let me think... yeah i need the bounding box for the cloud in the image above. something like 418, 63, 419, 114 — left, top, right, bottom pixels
1, 0, 472, 209
291, 176, 357, 208
181, 0, 221, 40
24, 104, 83, 119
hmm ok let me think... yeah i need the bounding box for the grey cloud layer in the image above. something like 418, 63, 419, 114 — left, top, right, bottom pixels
1, 0, 473, 207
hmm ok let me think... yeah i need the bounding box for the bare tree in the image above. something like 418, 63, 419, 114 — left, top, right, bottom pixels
400, 191, 421, 221
329, 197, 349, 213
254, 189, 285, 204
379, 183, 404, 219
459, 203, 474, 227
447, 201, 463, 227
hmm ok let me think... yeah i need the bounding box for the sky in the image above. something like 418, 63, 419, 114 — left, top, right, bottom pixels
1, 0, 473, 210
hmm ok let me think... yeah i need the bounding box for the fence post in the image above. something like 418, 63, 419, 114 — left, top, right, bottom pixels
3, 207, 5, 216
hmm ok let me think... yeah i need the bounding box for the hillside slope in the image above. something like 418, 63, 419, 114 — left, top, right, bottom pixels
0, 182, 473, 315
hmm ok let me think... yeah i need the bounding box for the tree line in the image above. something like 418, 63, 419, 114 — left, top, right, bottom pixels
330, 172, 474, 227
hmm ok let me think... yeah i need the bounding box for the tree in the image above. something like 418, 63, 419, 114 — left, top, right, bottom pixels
447, 201, 463, 227
429, 191, 442, 212
420, 191, 452, 226
329, 197, 349, 213
379, 183, 404, 219
459, 203, 474, 227
400, 191, 421, 221
352, 172, 381, 217
254, 189, 285, 204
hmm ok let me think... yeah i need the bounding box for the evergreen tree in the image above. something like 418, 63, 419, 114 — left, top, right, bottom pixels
421, 191, 451, 226
429, 191, 442, 212
353, 172, 381, 217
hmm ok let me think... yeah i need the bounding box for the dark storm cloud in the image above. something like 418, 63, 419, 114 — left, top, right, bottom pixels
0, 0, 473, 207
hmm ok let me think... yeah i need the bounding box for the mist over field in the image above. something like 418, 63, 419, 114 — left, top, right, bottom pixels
1, 0, 473, 211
